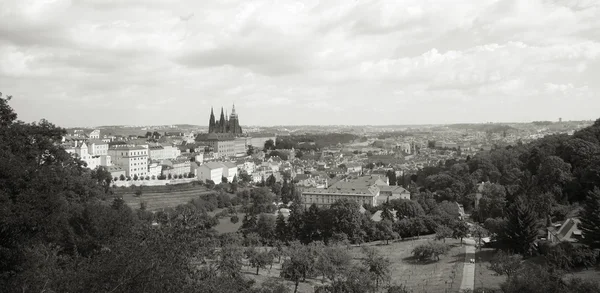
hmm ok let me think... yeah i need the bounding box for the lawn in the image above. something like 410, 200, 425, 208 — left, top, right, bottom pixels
474, 248, 505, 290
243, 238, 466, 293
121, 188, 214, 211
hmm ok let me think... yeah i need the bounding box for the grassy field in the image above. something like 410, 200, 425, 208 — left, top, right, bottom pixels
121, 188, 213, 211
242, 238, 466, 293
474, 248, 505, 290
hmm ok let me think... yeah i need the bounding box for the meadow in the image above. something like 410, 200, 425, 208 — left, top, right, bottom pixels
241, 238, 466, 293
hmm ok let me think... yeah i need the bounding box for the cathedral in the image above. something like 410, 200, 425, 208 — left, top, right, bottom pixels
208, 104, 243, 135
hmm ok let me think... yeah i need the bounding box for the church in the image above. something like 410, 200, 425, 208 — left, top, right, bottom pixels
208, 104, 243, 135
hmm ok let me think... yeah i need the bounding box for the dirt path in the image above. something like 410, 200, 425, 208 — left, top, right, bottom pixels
460, 239, 476, 292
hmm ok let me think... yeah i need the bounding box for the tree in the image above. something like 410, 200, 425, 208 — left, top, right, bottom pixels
435, 225, 453, 243
380, 205, 394, 222
264, 139, 275, 151
375, 220, 398, 245
489, 251, 522, 277
302, 204, 321, 243
328, 199, 364, 243
120, 174, 126, 181
275, 212, 289, 242
281, 243, 317, 293
451, 220, 470, 245
471, 225, 488, 249
266, 174, 276, 187
230, 215, 239, 224
133, 174, 139, 181
389, 199, 424, 219
315, 245, 352, 283
167, 173, 172, 180
256, 214, 276, 244
386, 170, 397, 185
247, 248, 273, 275
217, 245, 244, 279
411, 241, 450, 262
579, 187, 600, 249
361, 247, 391, 290
497, 199, 539, 255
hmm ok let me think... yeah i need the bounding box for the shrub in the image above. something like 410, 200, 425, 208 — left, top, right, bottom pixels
544, 242, 598, 271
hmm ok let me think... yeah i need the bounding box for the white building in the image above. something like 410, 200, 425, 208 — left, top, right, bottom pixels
87, 139, 109, 156
197, 161, 224, 183
108, 145, 149, 178
88, 129, 101, 139
148, 144, 181, 161
221, 162, 238, 182
66, 141, 110, 170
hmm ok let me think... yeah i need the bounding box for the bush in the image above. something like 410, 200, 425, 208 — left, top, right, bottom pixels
544, 242, 598, 271
231, 215, 239, 224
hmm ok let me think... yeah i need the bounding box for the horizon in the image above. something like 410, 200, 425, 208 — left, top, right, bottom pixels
2, 1, 599, 126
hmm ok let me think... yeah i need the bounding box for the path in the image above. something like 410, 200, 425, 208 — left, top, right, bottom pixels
460, 238, 476, 292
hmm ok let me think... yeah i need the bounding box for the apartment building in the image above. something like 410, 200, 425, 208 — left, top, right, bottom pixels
108, 145, 149, 178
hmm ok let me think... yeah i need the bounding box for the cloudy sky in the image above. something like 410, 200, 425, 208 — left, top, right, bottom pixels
1, 0, 599, 127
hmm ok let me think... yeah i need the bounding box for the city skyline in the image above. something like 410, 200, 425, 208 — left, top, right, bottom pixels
1, 0, 599, 127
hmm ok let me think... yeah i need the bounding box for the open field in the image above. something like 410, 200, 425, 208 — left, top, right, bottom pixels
120, 188, 213, 211
242, 238, 466, 293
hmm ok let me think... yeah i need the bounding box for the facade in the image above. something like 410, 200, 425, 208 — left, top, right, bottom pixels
161, 159, 191, 178
301, 186, 380, 208
148, 162, 162, 178
198, 133, 237, 158
88, 129, 100, 139
66, 141, 109, 170
208, 104, 243, 135
108, 145, 149, 178
148, 145, 181, 161
197, 161, 224, 183
221, 162, 238, 182
234, 137, 247, 156
87, 140, 109, 156
377, 185, 411, 204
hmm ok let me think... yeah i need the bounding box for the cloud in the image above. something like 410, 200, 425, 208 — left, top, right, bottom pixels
0, 0, 599, 126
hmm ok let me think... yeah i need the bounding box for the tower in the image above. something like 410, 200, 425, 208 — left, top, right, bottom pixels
219, 107, 226, 133
208, 107, 216, 133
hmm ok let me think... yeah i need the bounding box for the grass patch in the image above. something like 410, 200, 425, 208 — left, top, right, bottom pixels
243, 238, 466, 293
121, 188, 214, 211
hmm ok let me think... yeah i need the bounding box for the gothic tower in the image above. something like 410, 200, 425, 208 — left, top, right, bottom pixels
219, 107, 226, 133
208, 107, 216, 133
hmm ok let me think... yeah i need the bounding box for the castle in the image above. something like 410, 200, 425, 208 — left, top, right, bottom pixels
208, 104, 243, 135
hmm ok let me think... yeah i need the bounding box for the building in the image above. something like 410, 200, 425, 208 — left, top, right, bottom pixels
87, 139, 109, 156
377, 185, 411, 204
105, 165, 126, 179
234, 137, 247, 156
108, 145, 149, 178
88, 129, 100, 139
161, 158, 191, 178
148, 144, 181, 161
301, 186, 380, 208
548, 218, 583, 243
208, 104, 243, 135
66, 141, 108, 170
197, 133, 237, 158
197, 161, 224, 183
221, 162, 238, 182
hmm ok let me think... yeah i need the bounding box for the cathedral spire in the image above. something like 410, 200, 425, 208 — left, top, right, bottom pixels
209, 107, 216, 133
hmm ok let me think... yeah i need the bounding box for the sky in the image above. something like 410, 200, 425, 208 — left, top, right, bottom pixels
1, 0, 599, 127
